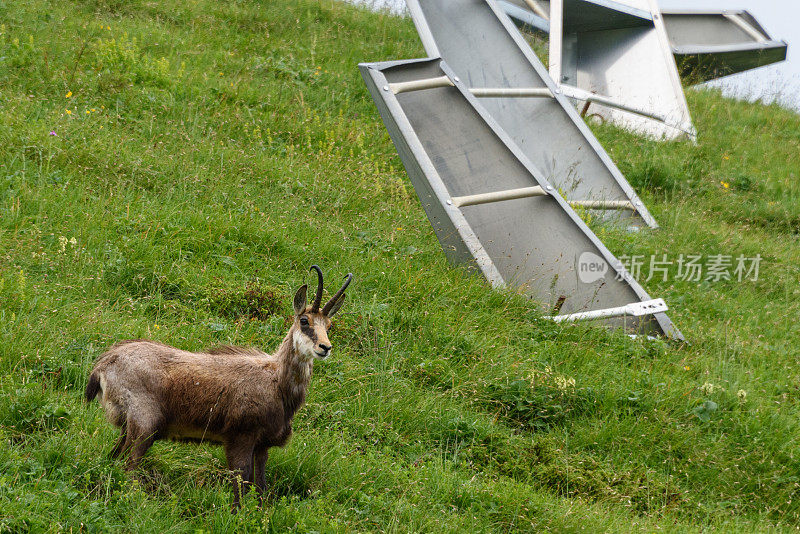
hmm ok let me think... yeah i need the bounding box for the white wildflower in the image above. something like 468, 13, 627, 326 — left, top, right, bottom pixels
737, 389, 747, 403
555, 375, 576, 392
700, 382, 715, 396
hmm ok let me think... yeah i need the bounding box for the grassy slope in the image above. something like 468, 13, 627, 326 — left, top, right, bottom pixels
1, 0, 799, 531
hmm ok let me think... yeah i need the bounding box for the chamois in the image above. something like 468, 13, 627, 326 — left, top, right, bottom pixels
85, 266, 352, 506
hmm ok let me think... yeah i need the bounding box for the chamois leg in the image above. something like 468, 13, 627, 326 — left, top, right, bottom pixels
224, 437, 256, 509
110, 421, 128, 459
125, 415, 162, 471
253, 446, 269, 498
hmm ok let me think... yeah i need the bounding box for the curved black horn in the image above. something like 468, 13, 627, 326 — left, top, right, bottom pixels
309, 265, 324, 312
322, 273, 353, 315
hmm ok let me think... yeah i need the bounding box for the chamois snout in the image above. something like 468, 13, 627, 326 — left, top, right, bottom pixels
291, 313, 333, 359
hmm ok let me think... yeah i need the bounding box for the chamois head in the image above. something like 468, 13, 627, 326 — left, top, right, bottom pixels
291, 265, 352, 360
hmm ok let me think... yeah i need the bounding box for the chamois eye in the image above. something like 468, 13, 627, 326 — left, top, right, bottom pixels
299, 317, 309, 326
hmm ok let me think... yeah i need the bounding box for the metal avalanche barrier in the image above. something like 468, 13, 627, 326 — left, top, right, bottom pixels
661, 9, 787, 83
407, 0, 659, 229
545, 0, 695, 140
502, 1, 787, 85
359, 58, 683, 339
500, 0, 787, 137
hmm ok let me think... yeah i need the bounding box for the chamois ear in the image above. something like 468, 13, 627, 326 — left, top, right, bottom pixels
293, 284, 308, 316
325, 293, 346, 317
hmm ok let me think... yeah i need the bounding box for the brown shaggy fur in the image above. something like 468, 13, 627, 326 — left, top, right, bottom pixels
85, 271, 350, 507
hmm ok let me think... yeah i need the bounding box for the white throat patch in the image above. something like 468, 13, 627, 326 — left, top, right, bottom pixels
293, 328, 316, 360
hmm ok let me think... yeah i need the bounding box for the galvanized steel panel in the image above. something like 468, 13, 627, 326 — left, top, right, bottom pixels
359, 58, 683, 339
501, 2, 788, 84
407, 0, 658, 228
662, 10, 787, 83
548, 0, 695, 140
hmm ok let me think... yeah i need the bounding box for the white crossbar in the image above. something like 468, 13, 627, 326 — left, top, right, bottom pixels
389, 76, 454, 95
546, 299, 668, 323
724, 13, 767, 43
388, 77, 670, 132
523, 0, 549, 20
389, 77, 553, 99
451, 186, 547, 207
559, 85, 669, 123
451, 189, 636, 210
470, 87, 552, 98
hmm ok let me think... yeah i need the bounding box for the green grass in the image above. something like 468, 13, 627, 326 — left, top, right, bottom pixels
1, 0, 800, 531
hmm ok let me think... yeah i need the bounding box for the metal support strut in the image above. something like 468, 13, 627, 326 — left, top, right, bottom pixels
449, 187, 636, 211
387, 77, 553, 99
450, 186, 546, 207
723, 12, 767, 43
546, 298, 668, 323
386, 76, 675, 126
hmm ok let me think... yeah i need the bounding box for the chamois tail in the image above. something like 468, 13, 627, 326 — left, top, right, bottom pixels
85, 371, 101, 402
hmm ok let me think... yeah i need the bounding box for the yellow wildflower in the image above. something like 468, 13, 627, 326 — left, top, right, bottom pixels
65, 109, 72, 115
720, 181, 730, 189
65, 91, 72, 98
